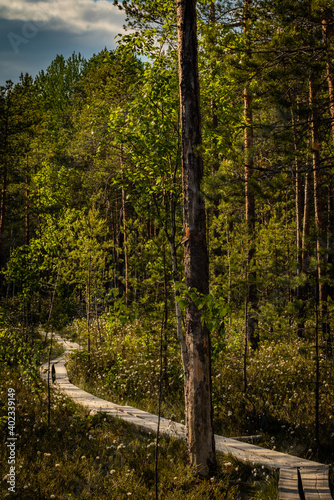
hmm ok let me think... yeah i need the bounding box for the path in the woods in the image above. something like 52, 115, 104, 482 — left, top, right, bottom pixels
40, 332, 333, 500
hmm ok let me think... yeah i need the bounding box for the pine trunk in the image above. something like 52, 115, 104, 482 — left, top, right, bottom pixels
291, 102, 304, 337
120, 147, 128, 302
309, 78, 329, 345
176, 0, 216, 477
0, 99, 9, 274
244, 87, 258, 350
0, 163, 7, 273
169, 231, 186, 379
323, 11, 334, 350
322, 11, 334, 146
302, 172, 310, 274
25, 155, 30, 246
243, 0, 258, 350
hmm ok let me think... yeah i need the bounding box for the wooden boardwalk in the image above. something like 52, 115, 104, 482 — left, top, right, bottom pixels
40, 333, 333, 499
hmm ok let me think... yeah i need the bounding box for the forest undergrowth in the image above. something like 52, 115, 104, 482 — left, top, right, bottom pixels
65, 316, 334, 476
1, 307, 334, 498
0, 324, 280, 499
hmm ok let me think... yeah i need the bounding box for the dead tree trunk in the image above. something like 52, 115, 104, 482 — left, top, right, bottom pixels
176, 0, 216, 477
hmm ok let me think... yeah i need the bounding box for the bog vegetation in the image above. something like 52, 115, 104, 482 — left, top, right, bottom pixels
1, 0, 334, 497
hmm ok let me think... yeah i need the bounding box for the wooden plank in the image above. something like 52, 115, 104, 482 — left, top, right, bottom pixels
299, 467, 332, 500
216, 438, 322, 468
279, 468, 300, 500
215, 436, 280, 469
230, 435, 263, 443
41, 331, 333, 500
214, 435, 324, 470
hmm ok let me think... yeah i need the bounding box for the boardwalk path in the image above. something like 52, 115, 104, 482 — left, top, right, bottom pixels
40, 333, 333, 500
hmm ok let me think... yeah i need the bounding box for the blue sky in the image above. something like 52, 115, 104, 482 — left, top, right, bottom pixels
0, 0, 127, 86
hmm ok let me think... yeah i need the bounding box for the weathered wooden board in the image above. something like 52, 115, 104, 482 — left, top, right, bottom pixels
214, 435, 324, 470
215, 435, 279, 468
278, 468, 300, 500
300, 467, 332, 500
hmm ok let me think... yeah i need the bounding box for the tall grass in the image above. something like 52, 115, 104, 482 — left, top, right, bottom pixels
66, 318, 334, 468
1, 350, 278, 499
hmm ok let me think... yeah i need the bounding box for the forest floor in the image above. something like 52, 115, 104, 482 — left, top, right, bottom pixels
0, 329, 278, 499
63, 318, 334, 497
1, 322, 334, 499
40, 332, 332, 499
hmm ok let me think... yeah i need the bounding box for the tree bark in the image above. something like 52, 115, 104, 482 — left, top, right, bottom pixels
0, 161, 7, 272
176, 0, 216, 477
309, 77, 329, 345
291, 101, 305, 337
322, 11, 334, 349
291, 104, 303, 276
120, 146, 129, 303
209, 1, 218, 147
244, 0, 258, 350
0, 84, 11, 273
25, 154, 30, 246
322, 10, 334, 146
168, 219, 186, 378
86, 248, 91, 353
302, 172, 310, 274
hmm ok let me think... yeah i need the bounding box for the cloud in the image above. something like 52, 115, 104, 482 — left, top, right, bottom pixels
0, 0, 125, 34
0, 0, 127, 84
